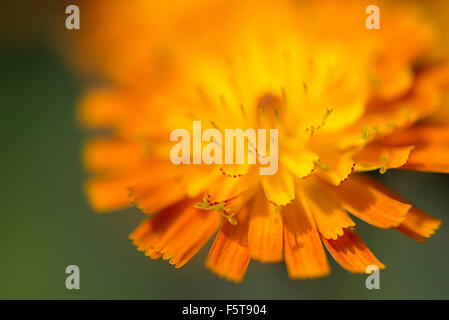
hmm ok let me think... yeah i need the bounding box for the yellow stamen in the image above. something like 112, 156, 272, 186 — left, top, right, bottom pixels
305, 108, 334, 136
210, 120, 219, 129
194, 197, 237, 225
239, 104, 245, 115
362, 126, 371, 140
362, 124, 381, 140
372, 125, 380, 137
313, 160, 329, 171
379, 154, 388, 174
308, 126, 315, 136
324, 108, 334, 120
385, 121, 397, 129
143, 143, 153, 156
281, 87, 287, 106
273, 107, 280, 122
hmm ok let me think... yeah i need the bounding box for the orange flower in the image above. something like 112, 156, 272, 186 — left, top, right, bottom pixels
79, 1, 447, 282
69, 0, 244, 90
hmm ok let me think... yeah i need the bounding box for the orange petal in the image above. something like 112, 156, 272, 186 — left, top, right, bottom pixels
77, 88, 140, 131
354, 144, 414, 172
205, 206, 250, 283
85, 164, 155, 212
321, 229, 385, 273
299, 180, 355, 240
177, 166, 222, 198
145, 248, 162, 260
282, 201, 330, 279
130, 200, 222, 268
418, 62, 449, 91
396, 207, 441, 242
328, 174, 410, 228
219, 163, 250, 178
378, 124, 449, 147
247, 192, 283, 263
403, 145, 449, 173
86, 160, 182, 213
352, 124, 449, 174
86, 177, 132, 212
374, 64, 413, 101
129, 179, 185, 214
261, 167, 295, 206
338, 76, 446, 150
83, 138, 146, 172
205, 169, 259, 204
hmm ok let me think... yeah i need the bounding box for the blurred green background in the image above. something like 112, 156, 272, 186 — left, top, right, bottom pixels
1, 1, 449, 300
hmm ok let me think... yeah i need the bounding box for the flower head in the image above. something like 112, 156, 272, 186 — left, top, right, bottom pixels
79, 0, 447, 282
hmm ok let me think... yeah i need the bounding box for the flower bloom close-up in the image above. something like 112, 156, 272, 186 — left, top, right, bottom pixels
78, 0, 449, 282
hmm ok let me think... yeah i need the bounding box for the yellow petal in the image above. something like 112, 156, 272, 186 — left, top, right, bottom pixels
281, 150, 318, 179
299, 179, 355, 240
354, 144, 414, 172
261, 167, 295, 206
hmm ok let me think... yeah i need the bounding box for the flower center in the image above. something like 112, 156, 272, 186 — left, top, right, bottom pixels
257, 93, 282, 129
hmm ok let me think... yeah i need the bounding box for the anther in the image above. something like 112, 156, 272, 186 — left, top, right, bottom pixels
313, 160, 329, 171
379, 154, 388, 174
